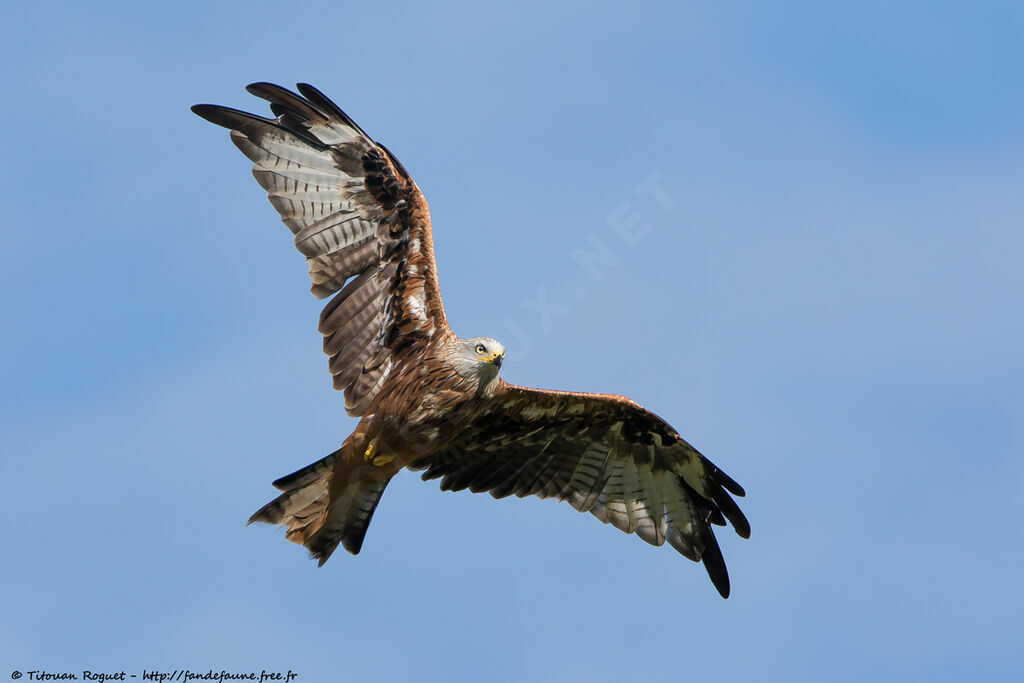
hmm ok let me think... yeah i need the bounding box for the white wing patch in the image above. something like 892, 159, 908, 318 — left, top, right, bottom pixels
406, 292, 428, 322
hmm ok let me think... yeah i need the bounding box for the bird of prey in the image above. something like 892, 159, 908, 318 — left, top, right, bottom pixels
192, 83, 749, 597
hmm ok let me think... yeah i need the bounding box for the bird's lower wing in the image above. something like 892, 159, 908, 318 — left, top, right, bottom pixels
409, 383, 749, 598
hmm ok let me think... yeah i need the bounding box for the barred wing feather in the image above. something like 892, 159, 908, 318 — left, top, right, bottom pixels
192, 83, 449, 416
410, 382, 750, 598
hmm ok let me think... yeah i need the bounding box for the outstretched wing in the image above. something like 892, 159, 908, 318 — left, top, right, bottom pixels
410, 382, 749, 598
193, 83, 449, 415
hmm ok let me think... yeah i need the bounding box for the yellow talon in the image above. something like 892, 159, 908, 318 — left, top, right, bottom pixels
363, 439, 394, 467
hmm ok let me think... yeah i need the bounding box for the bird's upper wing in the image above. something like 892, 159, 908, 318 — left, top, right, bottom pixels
193, 83, 449, 415
409, 382, 749, 597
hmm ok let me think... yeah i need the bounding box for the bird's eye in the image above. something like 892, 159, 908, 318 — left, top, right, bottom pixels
476, 344, 486, 354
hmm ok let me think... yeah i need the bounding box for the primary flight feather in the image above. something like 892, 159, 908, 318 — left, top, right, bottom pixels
192, 83, 749, 597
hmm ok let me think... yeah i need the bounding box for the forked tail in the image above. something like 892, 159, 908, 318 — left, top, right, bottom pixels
248, 436, 393, 564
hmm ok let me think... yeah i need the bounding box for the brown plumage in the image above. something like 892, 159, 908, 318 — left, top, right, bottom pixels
192, 83, 749, 597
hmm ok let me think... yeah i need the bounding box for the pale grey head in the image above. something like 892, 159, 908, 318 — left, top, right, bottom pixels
448, 336, 506, 387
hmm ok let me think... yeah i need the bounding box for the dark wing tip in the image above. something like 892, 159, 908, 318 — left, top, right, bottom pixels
245, 82, 327, 126
245, 81, 286, 98
296, 82, 373, 139
716, 469, 746, 498
190, 103, 277, 131
710, 487, 751, 539
295, 82, 325, 96
191, 103, 227, 125
700, 531, 731, 599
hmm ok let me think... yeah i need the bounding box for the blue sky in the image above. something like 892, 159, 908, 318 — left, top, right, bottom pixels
2, 1, 1022, 680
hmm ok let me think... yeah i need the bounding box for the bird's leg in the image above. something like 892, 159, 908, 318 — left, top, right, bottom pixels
363, 437, 394, 467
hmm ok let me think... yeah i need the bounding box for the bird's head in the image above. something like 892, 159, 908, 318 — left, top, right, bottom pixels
450, 336, 506, 386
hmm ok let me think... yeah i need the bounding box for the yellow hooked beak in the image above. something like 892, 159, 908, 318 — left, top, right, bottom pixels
478, 350, 505, 368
